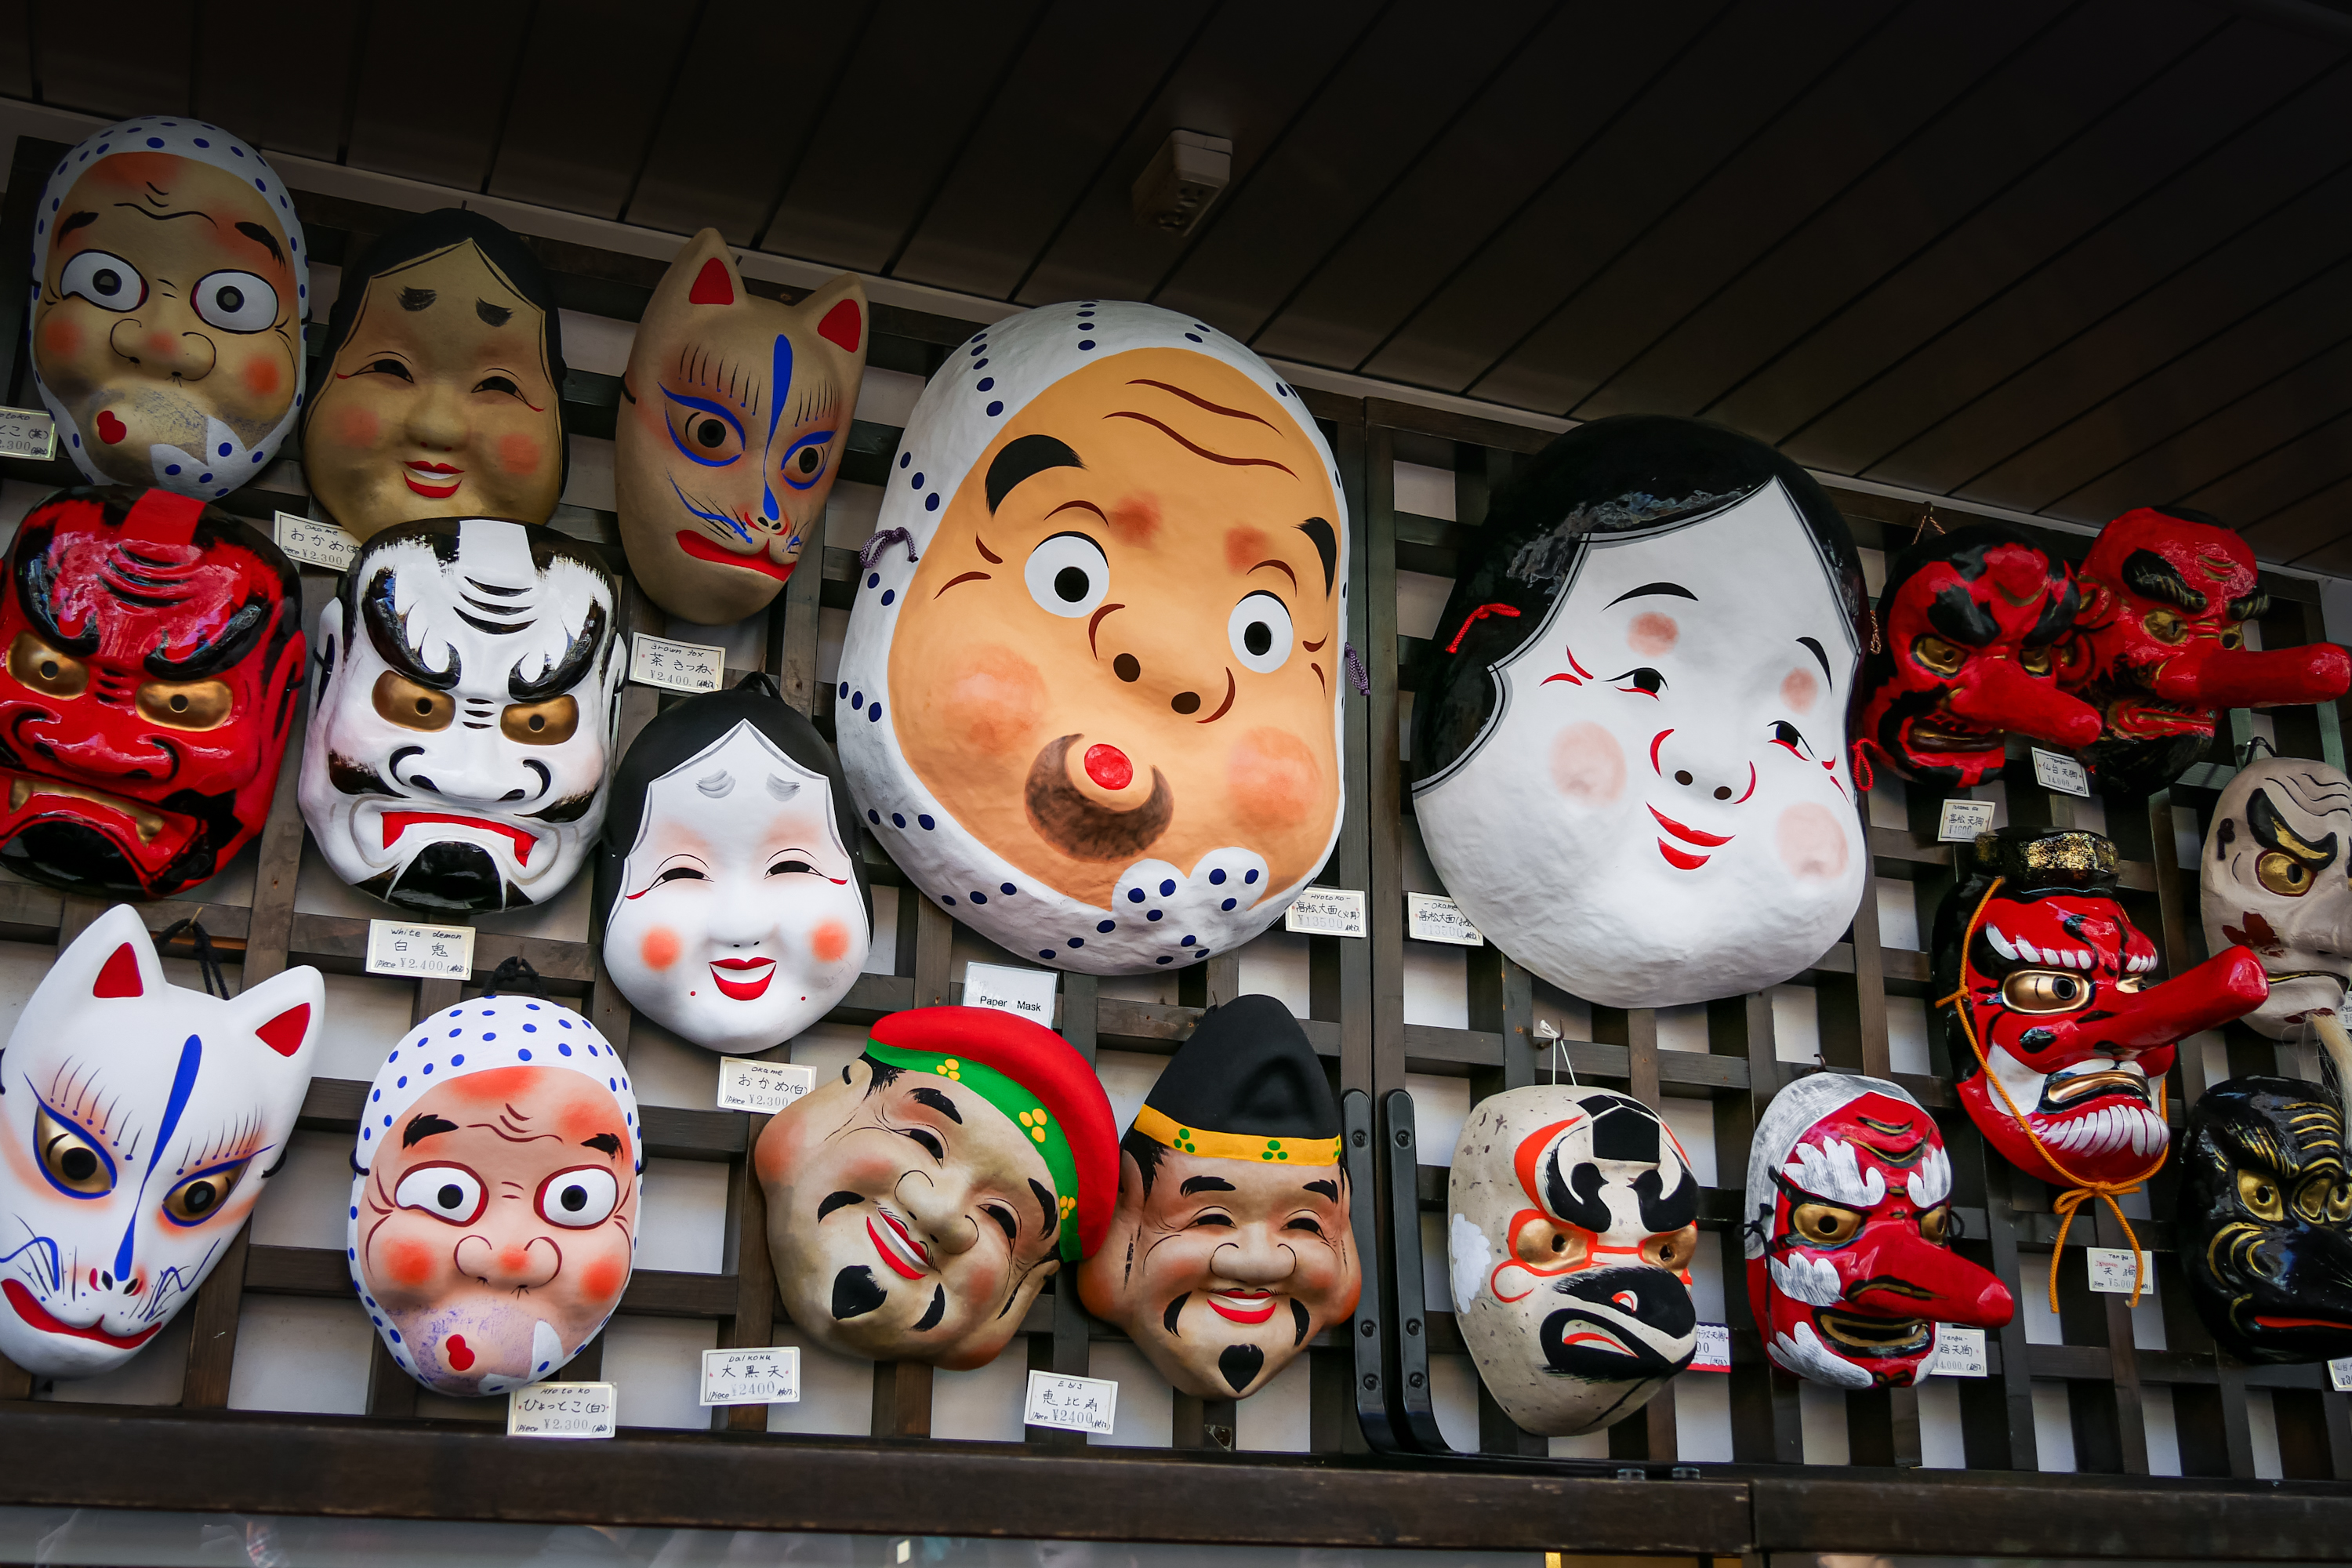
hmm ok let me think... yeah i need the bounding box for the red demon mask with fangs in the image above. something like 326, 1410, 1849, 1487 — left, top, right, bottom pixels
0, 487, 304, 898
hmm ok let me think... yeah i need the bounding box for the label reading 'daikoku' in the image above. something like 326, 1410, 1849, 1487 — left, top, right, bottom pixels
715, 1058, 815, 1115
630, 633, 725, 694
1927, 1326, 1989, 1377
1024, 1369, 1118, 1435
1283, 887, 1367, 938
1690, 1323, 1730, 1372
364, 919, 475, 982
507, 1381, 615, 1439
963, 960, 1059, 1024
700, 1346, 800, 1406
0, 405, 58, 461
2087, 1247, 2152, 1295
1936, 797, 1998, 844
273, 510, 360, 572
2031, 747, 2091, 797
1406, 892, 1485, 946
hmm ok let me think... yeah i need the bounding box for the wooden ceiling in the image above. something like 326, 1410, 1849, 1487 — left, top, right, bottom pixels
9, 0, 2352, 567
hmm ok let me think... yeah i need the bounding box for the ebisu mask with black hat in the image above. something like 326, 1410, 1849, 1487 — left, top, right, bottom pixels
29, 116, 308, 499
600, 673, 871, 1055
1076, 994, 1359, 1399
836, 303, 1348, 975
754, 1005, 1116, 1367
1410, 415, 1870, 1010
2199, 757, 2352, 1043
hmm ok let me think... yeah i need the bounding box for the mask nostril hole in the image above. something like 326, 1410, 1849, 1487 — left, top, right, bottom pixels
1674, 770, 1693, 786
1714, 786, 1732, 800
1171, 691, 1201, 715
1113, 653, 1141, 683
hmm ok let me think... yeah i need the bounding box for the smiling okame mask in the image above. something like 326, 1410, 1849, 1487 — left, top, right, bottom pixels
837, 304, 1347, 975
1412, 416, 1868, 1009
2201, 758, 2352, 1042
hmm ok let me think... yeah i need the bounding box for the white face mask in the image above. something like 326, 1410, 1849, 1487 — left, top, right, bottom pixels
2203, 758, 2352, 1040
298, 518, 622, 913
604, 722, 872, 1054
1415, 481, 1865, 1008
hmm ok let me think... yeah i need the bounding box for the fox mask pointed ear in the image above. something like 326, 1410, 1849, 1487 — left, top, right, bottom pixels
656, 228, 746, 314
793, 274, 869, 368
51, 905, 164, 1006
230, 964, 326, 1073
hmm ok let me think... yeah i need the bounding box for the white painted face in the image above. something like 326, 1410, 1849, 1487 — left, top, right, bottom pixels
1415, 481, 1866, 1008
2202, 758, 2352, 1040
298, 518, 622, 913
0, 904, 321, 1378
603, 721, 872, 1055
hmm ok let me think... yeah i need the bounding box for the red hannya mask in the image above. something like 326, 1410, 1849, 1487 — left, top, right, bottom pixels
1856, 524, 2099, 789
0, 487, 303, 897
1745, 1076, 2011, 1389
2062, 508, 2348, 793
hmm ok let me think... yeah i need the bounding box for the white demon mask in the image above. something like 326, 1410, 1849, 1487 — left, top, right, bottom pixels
2202, 757, 2352, 1041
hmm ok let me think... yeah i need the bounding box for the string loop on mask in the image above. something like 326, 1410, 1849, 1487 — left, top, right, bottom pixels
1443, 601, 1520, 655
485, 955, 546, 998
1343, 642, 1370, 696
733, 670, 782, 700
155, 916, 230, 999
858, 528, 919, 570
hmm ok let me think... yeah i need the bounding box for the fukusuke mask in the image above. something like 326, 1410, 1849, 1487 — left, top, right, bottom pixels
1744, 1073, 2012, 1389
350, 988, 640, 1395
600, 675, 872, 1055
1854, 524, 2099, 789
615, 230, 867, 626
2201, 758, 2352, 1042
2060, 508, 2348, 795
837, 303, 1347, 975
0, 488, 305, 898
1077, 995, 1359, 1399
1412, 416, 1869, 1009
30, 118, 308, 499
298, 517, 624, 914
754, 1006, 1116, 1368
2176, 1076, 2352, 1364
0, 905, 321, 1378
1445, 1086, 1698, 1435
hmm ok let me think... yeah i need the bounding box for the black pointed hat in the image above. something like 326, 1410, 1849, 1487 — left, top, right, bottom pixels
1134, 994, 1341, 1166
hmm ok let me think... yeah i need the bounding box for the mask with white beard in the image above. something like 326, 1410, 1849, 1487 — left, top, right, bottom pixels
2201, 758, 2352, 1043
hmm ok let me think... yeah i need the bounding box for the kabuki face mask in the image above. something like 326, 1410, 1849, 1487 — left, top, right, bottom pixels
0, 905, 321, 1378
837, 304, 1346, 975
29, 118, 308, 500
350, 989, 639, 1395
299, 518, 624, 914
1445, 1086, 1698, 1435
1412, 416, 1869, 1010
1744, 1073, 2011, 1389
2176, 1076, 2352, 1365
2201, 758, 2352, 1042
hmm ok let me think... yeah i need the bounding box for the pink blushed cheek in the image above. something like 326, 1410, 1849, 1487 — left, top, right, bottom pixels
1781, 667, 1820, 714
498, 432, 544, 476
811, 920, 850, 964
1628, 613, 1678, 655
1549, 722, 1624, 805
1777, 803, 1849, 882
641, 927, 680, 970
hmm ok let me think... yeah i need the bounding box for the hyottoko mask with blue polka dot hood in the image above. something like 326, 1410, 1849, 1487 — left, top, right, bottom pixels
837, 303, 1347, 975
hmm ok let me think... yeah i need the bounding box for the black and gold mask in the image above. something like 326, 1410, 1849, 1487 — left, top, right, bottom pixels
2176, 1076, 2352, 1363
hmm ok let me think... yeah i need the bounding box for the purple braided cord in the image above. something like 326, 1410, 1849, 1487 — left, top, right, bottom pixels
1343, 641, 1370, 696
858, 527, 920, 570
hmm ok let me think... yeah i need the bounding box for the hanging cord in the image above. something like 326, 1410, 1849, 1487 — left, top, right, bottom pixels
1443, 601, 1520, 655
1937, 875, 2163, 1309
155, 916, 230, 999
1536, 1020, 1577, 1087
485, 955, 545, 998
734, 670, 782, 699
2236, 734, 2278, 768
858, 528, 919, 570
1342, 641, 1370, 696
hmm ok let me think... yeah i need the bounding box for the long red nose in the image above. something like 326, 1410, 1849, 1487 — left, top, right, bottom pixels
1846, 1224, 2015, 1330
1946, 657, 2103, 748
2153, 644, 2350, 710
2081, 945, 2269, 1053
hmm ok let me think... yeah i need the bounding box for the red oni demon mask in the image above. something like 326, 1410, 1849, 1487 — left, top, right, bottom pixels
1933, 828, 2267, 1189
1745, 1075, 2011, 1388
0, 488, 303, 898
2062, 508, 2348, 795
1856, 524, 2099, 789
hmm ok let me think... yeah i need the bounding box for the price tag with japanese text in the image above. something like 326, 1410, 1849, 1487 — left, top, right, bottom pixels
2088, 1247, 2151, 1295
630, 633, 724, 694
1690, 1323, 1731, 1372
0, 405, 58, 461
2329, 1358, 2352, 1393
365, 919, 475, 982
1283, 887, 1367, 938
2032, 748, 2090, 797
1024, 1369, 1117, 1435
507, 1381, 615, 1439
1936, 797, 1997, 843
1927, 1326, 1988, 1377
274, 510, 359, 572
700, 1346, 800, 1406
1406, 892, 1484, 946
716, 1058, 815, 1115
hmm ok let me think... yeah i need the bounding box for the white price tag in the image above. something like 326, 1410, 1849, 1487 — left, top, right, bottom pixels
1406, 891, 1484, 946
630, 633, 725, 694
716, 1058, 815, 1114
365, 919, 475, 981
1936, 797, 1997, 844
1690, 1323, 1730, 1372
273, 510, 358, 572
506, 1381, 615, 1439
1283, 887, 1367, 938
1926, 1325, 1989, 1377
699, 1346, 800, 1406
2087, 1247, 2151, 1295
963, 960, 1058, 1024
2329, 1357, 2352, 1393
1023, 1369, 1117, 1435
0, 405, 58, 461
2031, 747, 2090, 797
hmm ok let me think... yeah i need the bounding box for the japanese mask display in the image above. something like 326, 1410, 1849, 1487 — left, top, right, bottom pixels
2060, 507, 2349, 796
614, 229, 868, 626
1445, 1085, 1698, 1434
1076, 994, 1358, 1399
1853, 523, 2100, 789
298, 517, 624, 914
1411, 415, 1869, 1010
1932, 827, 2267, 1190
2201, 758, 2352, 1041
303, 209, 567, 541
837, 303, 1347, 975
0, 488, 305, 898
1744, 1073, 2013, 1389
600, 674, 871, 1054
350, 988, 639, 1396
0, 905, 321, 1378
753, 1005, 1116, 1368
2177, 1076, 2352, 1364
30, 117, 308, 499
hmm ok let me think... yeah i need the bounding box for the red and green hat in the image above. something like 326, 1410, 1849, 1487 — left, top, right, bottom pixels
866, 1006, 1118, 1262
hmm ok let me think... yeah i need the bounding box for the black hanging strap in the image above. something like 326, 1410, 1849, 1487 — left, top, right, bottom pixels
155, 916, 230, 999
485, 955, 545, 997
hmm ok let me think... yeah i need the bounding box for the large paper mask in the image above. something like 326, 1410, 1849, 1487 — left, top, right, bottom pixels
1077, 995, 1358, 1398
1744, 1073, 2012, 1389
350, 989, 640, 1395
1933, 827, 2267, 1189
2060, 507, 2348, 795
2201, 758, 2352, 1041
753, 1006, 1116, 1368
2176, 1076, 2352, 1364
1411, 416, 1869, 1010
600, 675, 871, 1054
30, 118, 308, 499
0, 905, 321, 1378
298, 517, 623, 913
837, 304, 1347, 975
1445, 1085, 1698, 1435
303, 210, 567, 541
614, 230, 867, 626
0, 487, 304, 898
1853, 524, 2099, 789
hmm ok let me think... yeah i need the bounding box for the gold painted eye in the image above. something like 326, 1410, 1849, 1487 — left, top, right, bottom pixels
2001, 968, 2092, 1013
1512, 1214, 1589, 1269
500, 695, 579, 746
2258, 851, 2316, 898
1643, 1225, 1697, 1271
2143, 608, 2189, 644
1919, 1205, 1951, 1244
135, 677, 233, 730
2239, 1169, 2285, 1221
372, 670, 454, 731
1791, 1201, 1864, 1245
162, 1161, 247, 1225
1912, 635, 1966, 675
2331, 1182, 2352, 1225
9, 631, 88, 699
2295, 1176, 2335, 1224
2114, 975, 2147, 993
2019, 645, 2055, 677
35, 1104, 112, 1196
